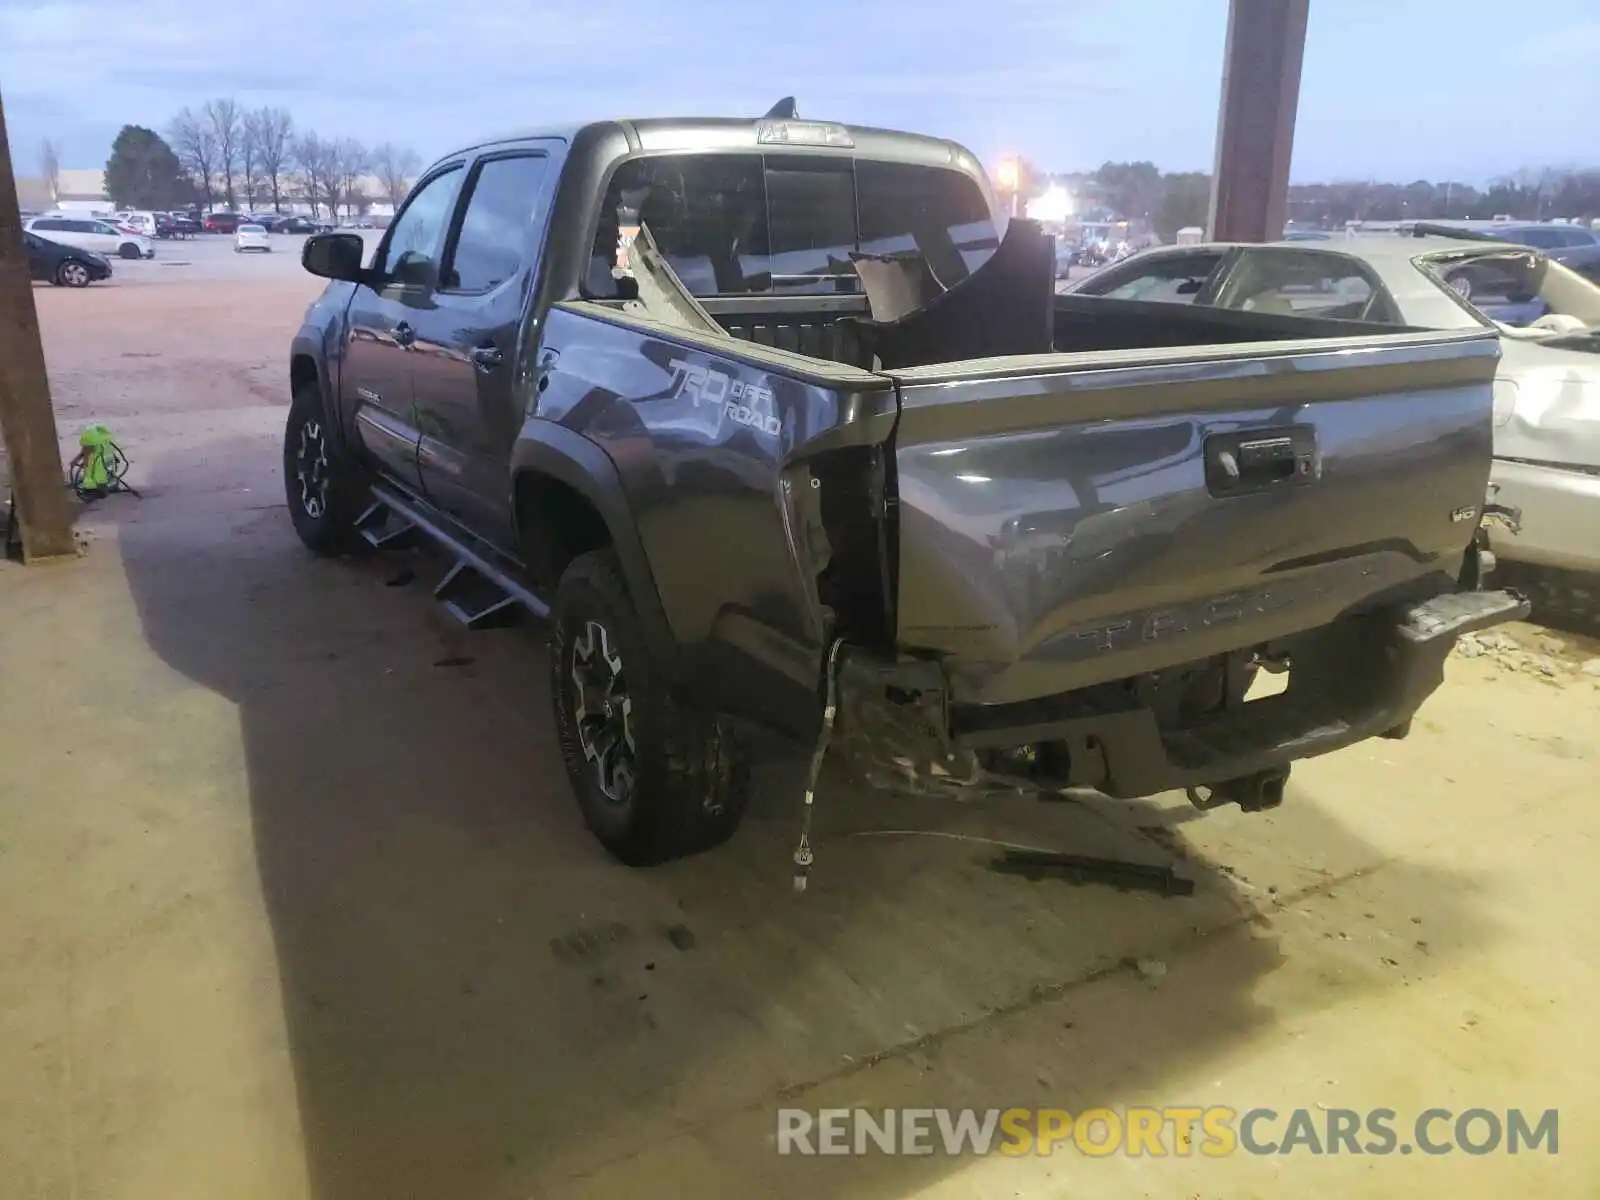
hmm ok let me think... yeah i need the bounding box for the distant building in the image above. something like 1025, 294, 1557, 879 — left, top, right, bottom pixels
38, 167, 401, 220
53, 168, 113, 214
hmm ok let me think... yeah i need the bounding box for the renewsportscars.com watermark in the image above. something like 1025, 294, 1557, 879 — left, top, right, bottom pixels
776, 1106, 1559, 1158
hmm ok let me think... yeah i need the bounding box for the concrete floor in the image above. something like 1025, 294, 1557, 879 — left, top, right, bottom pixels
2, 275, 1598, 1199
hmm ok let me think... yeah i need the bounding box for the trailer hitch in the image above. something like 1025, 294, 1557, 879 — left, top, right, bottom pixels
1186, 766, 1290, 814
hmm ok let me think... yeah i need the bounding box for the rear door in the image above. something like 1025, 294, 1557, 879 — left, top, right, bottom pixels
338, 163, 465, 495
409, 146, 558, 548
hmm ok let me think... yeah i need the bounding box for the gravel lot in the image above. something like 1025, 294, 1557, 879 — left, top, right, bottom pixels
3, 268, 1598, 1200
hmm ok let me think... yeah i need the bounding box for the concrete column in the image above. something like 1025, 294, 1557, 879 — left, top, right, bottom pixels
1207, 0, 1310, 243
0, 87, 76, 562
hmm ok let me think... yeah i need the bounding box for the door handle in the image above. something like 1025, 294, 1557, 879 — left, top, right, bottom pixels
393, 321, 415, 348
471, 344, 504, 372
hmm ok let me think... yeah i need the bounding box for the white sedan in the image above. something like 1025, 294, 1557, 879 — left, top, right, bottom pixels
23, 215, 153, 260
234, 224, 272, 253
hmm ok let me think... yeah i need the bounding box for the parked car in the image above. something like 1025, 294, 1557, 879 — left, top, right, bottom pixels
1065, 234, 1600, 622
157, 213, 200, 238
22, 229, 113, 287
276, 216, 331, 234
112, 211, 162, 238
202, 212, 242, 234
234, 223, 272, 252
22, 215, 153, 260
282, 108, 1522, 867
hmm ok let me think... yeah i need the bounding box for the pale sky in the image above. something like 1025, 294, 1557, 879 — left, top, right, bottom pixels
2, 0, 1597, 184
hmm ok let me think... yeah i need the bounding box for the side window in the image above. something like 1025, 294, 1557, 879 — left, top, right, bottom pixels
377, 166, 463, 286
90, 222, 117, 235
33, 219, 66, 231
440, 154, 551, 293
1515, 228, 1560, 250
764, 161, 857, 293
1079, 252, 1226, 305
1558, 228, 1594, 248
1213, 249, 1401, 322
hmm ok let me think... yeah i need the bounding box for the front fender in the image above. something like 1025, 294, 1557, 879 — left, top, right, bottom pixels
511, 420, 680, 684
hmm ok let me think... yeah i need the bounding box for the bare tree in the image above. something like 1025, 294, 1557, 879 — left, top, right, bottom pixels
251, 107, 294, 211
167, 107, 218, 210
38, 139, 61, 205
333, 138, 370, 218
371, 142, 422, 207
240, 112, 262, 209
292, 131, 339, 218
203, 97, 242, 209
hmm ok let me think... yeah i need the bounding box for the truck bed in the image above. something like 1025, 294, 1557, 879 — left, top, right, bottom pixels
701, 292, 1420, 366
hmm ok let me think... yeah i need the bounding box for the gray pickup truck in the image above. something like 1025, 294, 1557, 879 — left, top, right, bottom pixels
284, 104, 1526, 866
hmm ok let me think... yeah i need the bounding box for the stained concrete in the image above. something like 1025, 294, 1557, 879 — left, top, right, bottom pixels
2, 277, 1597, 1199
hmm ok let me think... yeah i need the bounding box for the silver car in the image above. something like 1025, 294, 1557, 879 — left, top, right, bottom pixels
1066, 235, 1600, 608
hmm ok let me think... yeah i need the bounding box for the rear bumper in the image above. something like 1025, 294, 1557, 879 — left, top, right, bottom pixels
1489, 458, 1600, 574
834, 588, 1529, 800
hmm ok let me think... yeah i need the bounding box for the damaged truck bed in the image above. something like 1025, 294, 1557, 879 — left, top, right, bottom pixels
287, 108, 1527, 865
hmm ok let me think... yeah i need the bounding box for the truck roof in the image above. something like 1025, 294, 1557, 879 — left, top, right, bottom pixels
441, 115, 987, 177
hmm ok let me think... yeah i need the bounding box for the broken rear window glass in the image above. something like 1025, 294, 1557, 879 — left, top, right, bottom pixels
585, 153, 998, 299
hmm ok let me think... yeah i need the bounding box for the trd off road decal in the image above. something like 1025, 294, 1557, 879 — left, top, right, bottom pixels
667, 358, 783, 437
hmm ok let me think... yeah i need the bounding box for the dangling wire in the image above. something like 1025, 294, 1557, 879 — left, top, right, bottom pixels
793, 638, 845, 893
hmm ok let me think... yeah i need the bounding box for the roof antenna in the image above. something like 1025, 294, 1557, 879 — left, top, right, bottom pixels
763, 96, 798, 120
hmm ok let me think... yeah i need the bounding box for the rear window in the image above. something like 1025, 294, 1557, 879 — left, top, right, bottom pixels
586, 152, 997, 298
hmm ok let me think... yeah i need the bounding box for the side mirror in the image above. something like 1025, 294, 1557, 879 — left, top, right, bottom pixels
302, 232, 368, 283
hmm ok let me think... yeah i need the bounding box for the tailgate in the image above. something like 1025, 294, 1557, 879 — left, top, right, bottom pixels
884, 330, 1501, 707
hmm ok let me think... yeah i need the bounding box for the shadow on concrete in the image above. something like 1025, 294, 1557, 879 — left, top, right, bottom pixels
116, 435, 1501, 1200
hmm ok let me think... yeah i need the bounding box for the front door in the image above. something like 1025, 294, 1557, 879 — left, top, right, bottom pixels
337, 164, 466, 496
409, 148, 556, 549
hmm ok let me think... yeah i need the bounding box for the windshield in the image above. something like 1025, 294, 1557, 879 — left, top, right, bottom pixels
239, 224, 265, 233
1424, 250, 1600, 339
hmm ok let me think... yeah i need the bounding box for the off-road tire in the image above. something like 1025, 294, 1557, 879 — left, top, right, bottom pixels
283, 382, 368, 556
552, 549, 750, 865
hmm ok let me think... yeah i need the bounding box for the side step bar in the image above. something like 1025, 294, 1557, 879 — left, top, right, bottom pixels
365, 485, 551, 626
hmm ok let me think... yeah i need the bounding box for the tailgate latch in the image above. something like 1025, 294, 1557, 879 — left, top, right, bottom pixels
1205, 427, 1319, 496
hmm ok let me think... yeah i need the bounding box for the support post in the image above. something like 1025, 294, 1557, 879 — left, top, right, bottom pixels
0, 86, 76, 562
1207, 0, 1310, 244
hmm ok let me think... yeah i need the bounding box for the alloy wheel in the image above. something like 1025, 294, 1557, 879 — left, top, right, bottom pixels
569, 619, 637, 803
295, 418, 330, 519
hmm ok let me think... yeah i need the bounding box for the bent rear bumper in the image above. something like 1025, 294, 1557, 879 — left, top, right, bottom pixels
834, 588, 1529, 800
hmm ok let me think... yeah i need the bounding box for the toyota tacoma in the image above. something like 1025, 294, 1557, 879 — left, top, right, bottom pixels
283, 102, 1527, 866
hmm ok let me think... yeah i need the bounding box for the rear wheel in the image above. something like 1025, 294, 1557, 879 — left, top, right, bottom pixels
55, 260, 91, 288
552, 550, 749, 865
282, 382, 367, 555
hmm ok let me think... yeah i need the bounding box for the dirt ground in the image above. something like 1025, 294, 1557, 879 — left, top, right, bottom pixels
2, 275, 1599, 1200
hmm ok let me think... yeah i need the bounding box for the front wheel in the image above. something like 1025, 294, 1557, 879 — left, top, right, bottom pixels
552, 550, 750, 865
119, 243, 142, 260
56, 260, 92, 288
282, 382, 367, 555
